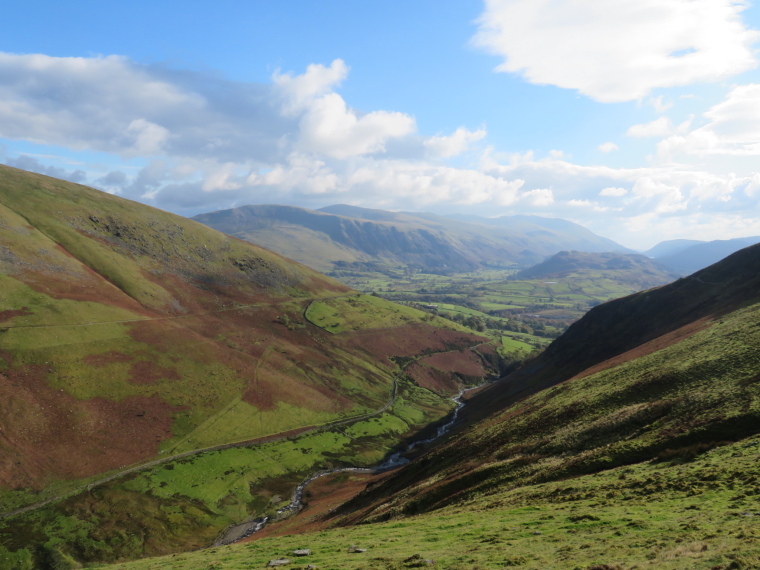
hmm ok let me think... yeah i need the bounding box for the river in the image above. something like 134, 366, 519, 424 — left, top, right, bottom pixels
214, 381, 490, 546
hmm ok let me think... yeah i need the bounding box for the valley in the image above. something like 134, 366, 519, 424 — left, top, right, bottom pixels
0, 166, 758, 569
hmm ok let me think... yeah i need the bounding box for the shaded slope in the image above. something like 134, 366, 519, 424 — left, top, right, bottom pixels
318, 243, 760, 525
192, 204, 631, 273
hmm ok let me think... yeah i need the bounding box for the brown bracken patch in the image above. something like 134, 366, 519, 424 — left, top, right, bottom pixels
0, 353, 178, 490
128, 360, 180, 385
406, 362, 461, 394
83, 351, 133, 367
417, 350, 486, 378
0, 308, 32, 323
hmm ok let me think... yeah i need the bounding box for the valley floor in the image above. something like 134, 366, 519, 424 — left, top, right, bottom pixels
107, 434, 760, 570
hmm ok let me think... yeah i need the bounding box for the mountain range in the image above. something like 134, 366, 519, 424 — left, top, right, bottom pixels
645, 236, 760, 275
192, 204, 631, 274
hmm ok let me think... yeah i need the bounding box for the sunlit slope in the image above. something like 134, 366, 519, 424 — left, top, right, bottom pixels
0, 165, 490, 504
193, 203, 632, 273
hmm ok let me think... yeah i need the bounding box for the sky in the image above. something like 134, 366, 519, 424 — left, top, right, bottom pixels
2, 1, 760, 250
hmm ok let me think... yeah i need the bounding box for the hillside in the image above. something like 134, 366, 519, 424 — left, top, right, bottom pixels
106, 241, 760, 568
643, 238, 703, 258
653, 236, 760, 275
326, 242, 760, 518
514, 250, 677, 290
0, 165, 498, 566
192, 204, 631, 274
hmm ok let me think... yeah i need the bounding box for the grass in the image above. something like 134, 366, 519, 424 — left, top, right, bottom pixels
100, 435, 760, 569
305, 294, 467, 334
0, 377, 455, 567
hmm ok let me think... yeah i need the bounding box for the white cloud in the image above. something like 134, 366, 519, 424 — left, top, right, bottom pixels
272, 59, 349, 115
472, 0, 759, 102
296, 92, 416, 159
598, 142, 619, 153
627, 116, 675, 138
126, 118, 170, 155
522, 188, 554, 206
3, 51, 760, 252
600, 186, 628, 197
648, 95, 673, 113
658, 84, 760, 158
424, 127, 487, 158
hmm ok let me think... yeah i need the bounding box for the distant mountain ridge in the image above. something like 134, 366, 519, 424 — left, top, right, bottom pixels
193, 204, 632, 274
514, 250, 677, 290
650, 236, 760, 275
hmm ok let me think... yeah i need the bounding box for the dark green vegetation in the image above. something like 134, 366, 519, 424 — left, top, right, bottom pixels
0, 166, 499, 567
109, 244, 760, 569
192, 204, 630, 274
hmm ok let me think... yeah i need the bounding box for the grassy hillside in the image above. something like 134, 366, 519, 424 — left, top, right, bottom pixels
105, 246, 760, 569
0, 165, 499, 566
192, 204, 631, 275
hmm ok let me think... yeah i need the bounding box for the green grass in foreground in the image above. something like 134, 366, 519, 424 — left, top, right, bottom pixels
0, 380, 455, 567
104, 435, 760, 569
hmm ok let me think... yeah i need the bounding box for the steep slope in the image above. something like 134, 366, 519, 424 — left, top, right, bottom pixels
0, 165, 498, 565
654, 236, 760, 275
322, 243, 760, 526
514, 250, 677, 290
192, 204, 631, 274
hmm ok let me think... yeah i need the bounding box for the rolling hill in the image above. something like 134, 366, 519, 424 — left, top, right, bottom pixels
109, 243, 760, 569
192, 204, 632, 274
0, 165, 499, 566
513, 250, 678, 290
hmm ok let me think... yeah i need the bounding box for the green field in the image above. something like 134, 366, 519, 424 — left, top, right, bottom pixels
325, 267, 656, 359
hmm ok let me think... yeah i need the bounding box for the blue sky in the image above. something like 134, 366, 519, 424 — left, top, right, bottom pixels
2, 1, 760, 249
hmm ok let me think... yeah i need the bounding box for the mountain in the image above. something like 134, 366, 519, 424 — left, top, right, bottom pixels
513, 250, 678, 290
643, 238, 703, 258
448, 212, 630, 251
652, 236, 760, 275
192, 204, 632, 274
104, 244, 760, 569
0, 165, 497, 566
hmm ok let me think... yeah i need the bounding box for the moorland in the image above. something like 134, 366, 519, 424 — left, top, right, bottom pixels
1, 165, 759, 569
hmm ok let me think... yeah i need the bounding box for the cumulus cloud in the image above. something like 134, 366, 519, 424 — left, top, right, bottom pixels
273, 59, 349, 115
4, 154, 86, 183
296, 92, 416, 159
472, 0, 759, 102
598, 142, 619, 153
599, 187, 627, 197
658, 84, 760, 158
424, 127, 487, 158
2, 51, 760, 250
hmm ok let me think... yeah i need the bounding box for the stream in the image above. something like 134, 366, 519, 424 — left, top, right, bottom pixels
214, 381, 489, 546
